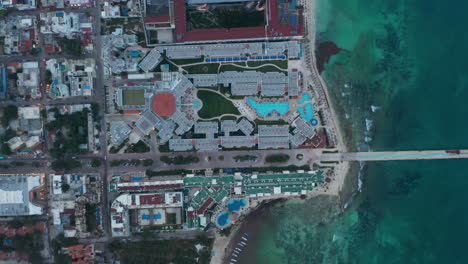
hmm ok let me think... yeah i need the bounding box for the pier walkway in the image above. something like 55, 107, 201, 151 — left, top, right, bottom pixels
319, 150, 468, 162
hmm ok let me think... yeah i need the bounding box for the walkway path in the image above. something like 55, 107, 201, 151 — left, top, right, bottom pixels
319, 150, 468, 162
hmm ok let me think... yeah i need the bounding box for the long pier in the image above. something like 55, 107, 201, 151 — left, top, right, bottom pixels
320, 150, 468, 162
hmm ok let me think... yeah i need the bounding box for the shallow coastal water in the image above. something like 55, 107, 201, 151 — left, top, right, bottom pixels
237, 0, 468, 263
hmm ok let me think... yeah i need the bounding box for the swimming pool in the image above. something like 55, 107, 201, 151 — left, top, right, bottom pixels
227, 199, 247, 212
248, 98, 290, 116
192, 99, 202, 110
298, 93, 311, 104
217, 211, 230, 227
127, 51, 144, 57
298, 103, 314, 121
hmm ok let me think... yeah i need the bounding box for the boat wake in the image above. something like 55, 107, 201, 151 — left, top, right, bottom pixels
370, 105, 381, 112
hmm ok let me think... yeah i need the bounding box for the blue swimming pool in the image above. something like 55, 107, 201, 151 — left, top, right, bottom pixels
141, 214, 150, 220
298, 93, 311, 104
127, 51, 144, 57
227, 199, 247, 212
192, 99, 202, 110
298, 103, 314, 121
248, 98, 290, 116
217, 211, 230, 227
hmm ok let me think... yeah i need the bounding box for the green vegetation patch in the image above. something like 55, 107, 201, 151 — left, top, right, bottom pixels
166, 213, 177, 225
125, 140, 150, 153
122, 89, 145, 105
234, 155, 257, 162
1, 105, 18, 127
160, 155, 199, 165
60, 37, 82, 56
187, 4, 265, 29
51, 159, 82, 172
91, 158, 102, 167
110, 159, 153, 167
47, 109, 89, 158
265, 154, 290, 163
146, 169, 192, 177
109, 235, 213, 264
219, 61, 288, 73
85, 203, 98, 232
0, 230, 45, 264
247, 60, 288, 69
254, 119, 288, 126
183, 63, 219, 74
197, 90, 240, 118
170, 57, 205, 65
52, 234, 79, 264
102, 18, 143, 35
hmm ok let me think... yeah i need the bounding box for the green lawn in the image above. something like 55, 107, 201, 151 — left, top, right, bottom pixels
122, 89, 145, 105
219, 64, 286, 73
183, 63, 219, 74
247, 60, 288, 69
183, 60, 287, 74
254, 119, 288, 126
170, 57, 205, 65
166, 213, 177, 225
124, 140, 150, 153
197, 90, 240, 118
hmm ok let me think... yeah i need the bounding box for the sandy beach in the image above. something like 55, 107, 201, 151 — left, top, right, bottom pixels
209, 0, 351, 263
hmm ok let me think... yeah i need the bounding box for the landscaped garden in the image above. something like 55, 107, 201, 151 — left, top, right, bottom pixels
197, 90, 240, 118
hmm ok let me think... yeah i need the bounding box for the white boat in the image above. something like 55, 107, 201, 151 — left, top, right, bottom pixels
241, 237, 248, 241
231, 259, 237, 262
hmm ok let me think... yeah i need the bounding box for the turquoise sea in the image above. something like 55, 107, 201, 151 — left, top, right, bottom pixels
236, 0, 468, 263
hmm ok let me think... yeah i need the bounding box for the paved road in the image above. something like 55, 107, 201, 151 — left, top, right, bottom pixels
4, 149, 468, 175
107, 148, 315, 171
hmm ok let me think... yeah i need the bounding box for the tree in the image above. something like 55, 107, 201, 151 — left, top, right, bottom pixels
91, 159, 101, 167
219, 226, 232, 237
1, 105, 18, 127
29, 47, 39, 56
40, 109, 47, 119
85, 203, 97, 232
51, 159, 82, 172
142, 159, 153, 166
45, 70, 52, 85
108, 240, 123, 253
60, 37, 82, 56
8, 219, 24, 229
91, 103, 99, 118
0, 144, 12, 155
265, 154, 290, 163
1, 128, 16, 141
61, 183, 70, 193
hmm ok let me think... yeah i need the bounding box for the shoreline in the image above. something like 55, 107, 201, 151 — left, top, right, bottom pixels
210, 0, 354, 262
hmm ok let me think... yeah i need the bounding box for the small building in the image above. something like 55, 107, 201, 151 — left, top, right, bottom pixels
109, 122, 132, 145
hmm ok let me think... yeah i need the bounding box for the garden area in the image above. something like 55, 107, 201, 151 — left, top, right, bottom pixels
108, 235, 213, 264
265, 154, 290, 163
186, 3, 265, 30
197, 90, 240, 119
160, 155, 199, 165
